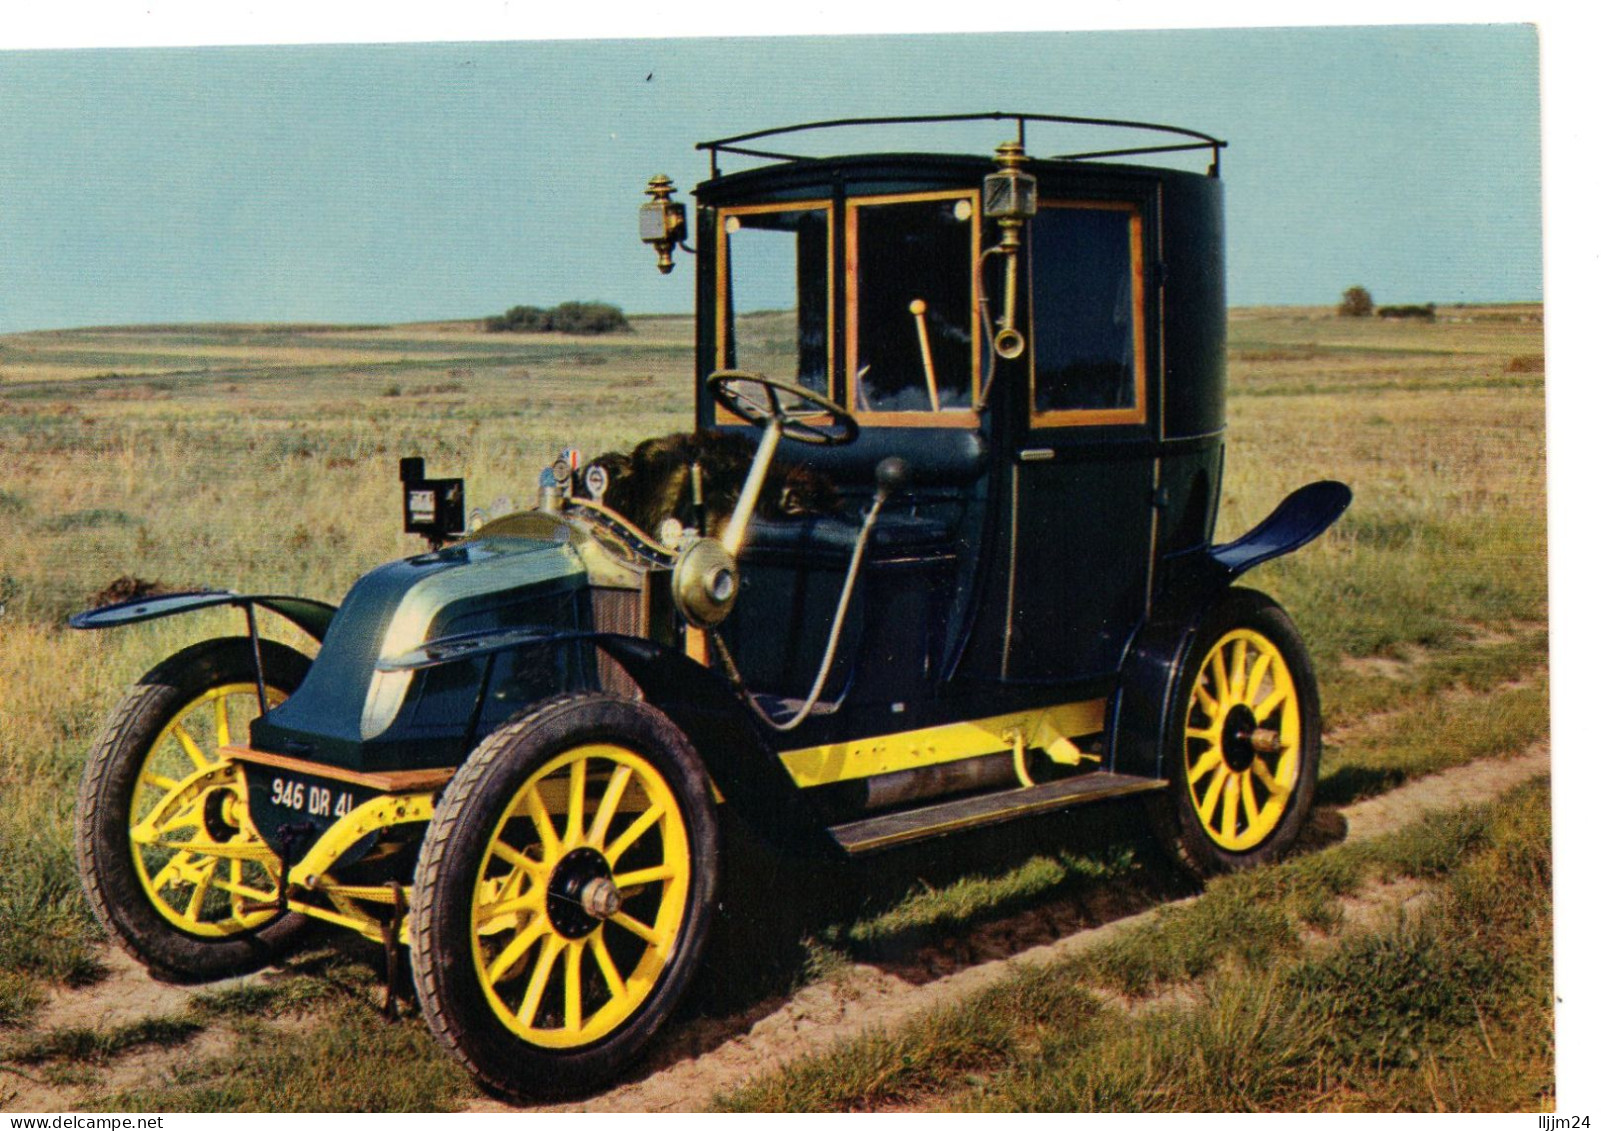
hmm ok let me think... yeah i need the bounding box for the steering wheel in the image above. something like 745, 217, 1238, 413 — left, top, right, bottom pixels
707, 371, 859, 447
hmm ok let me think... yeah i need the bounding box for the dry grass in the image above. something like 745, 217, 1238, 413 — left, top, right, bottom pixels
0, 305, 1547, 1110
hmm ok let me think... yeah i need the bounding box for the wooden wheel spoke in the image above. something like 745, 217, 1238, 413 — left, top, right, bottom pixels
184, 857, 221, 919
172, 725, 212, 771
1241, 773, 1262, 826
1255, 684, 1289, 722
488, 916, 553, 984
1209, 651, 1231, 705
524, 783, 562, 857
140, 770, 181, 793
1245, 653, 1275, 708
480, 890, 544, 923
1252, 759, 1290, 797
491, 840, 551, 883
1221, 775, 1241, 841
1187, 747, 1223, 785
516, 936, 564, 1025
1198, 767, 1227, 824
611, 909, 665, 948
604, 803, 664, 866
148, 851, 191, 893
612, 863, 675, 891
214, 875, 275, 904
592, 933, 626, 998
587, 765, 633, 848
1229, 640, 1248, 701
214, 694, 232, 749
563, 940, 583, 1033
564, 757, 588, 847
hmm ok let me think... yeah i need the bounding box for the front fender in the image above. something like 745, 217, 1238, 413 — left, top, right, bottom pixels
595, 635, 837, 856
381, 626, 835, 856
68, 589, 338, 642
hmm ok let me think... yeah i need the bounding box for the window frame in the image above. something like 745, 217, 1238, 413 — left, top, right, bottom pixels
1026, 199, 1149, 430
845, 189, 984, 429
714, 198, 837, 423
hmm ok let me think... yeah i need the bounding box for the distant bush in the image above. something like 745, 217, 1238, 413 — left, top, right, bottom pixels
1377, 303, 1437, 322
1338, 286, 1374, 318
485, 302, 630, 335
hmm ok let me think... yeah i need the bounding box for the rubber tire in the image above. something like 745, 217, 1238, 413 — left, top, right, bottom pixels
75, 637, 313, 983
411, 693, 720, 1102
1151, 589, 1322, 878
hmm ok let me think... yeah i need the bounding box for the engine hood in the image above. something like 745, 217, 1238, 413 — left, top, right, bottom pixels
249, 527, 595, 771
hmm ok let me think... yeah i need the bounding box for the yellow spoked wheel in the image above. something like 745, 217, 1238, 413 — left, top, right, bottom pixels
1182, 628, 1301, 852
76, 637, 312, 982
412, 695, 719, 1102
130, 682, 288, 936
1158, 591, 1321, 876
471, 743, 691, 1049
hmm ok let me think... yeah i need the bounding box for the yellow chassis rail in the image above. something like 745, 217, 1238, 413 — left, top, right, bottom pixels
277, 791, 438, 946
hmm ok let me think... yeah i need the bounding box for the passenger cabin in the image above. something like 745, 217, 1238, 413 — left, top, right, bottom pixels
678, 115, 1229, 745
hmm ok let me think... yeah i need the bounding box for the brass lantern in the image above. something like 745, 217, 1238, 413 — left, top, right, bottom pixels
639, 174, 688, 274
981, 141, 1037, 359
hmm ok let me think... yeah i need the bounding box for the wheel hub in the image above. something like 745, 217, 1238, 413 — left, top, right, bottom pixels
1221, 704, 1261, 772
202, 787, 241, 841
546, 847, 614, 938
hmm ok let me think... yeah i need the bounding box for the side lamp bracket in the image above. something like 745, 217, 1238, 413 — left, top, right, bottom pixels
981, 140, 1038, 361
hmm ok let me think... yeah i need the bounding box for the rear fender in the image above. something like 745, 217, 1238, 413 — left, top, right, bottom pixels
68, 590, 338, 642
1209, 480, 1352, 580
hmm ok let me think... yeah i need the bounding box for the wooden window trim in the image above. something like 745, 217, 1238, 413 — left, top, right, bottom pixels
845, 189, 983, 429
1027, 200, 1148, 430
714, 199, 835, 425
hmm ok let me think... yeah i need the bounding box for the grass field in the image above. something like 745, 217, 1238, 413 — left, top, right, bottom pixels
0, 304, 1549, 1111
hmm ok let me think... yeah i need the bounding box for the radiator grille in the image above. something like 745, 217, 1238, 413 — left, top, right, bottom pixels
591, 587, 644, 699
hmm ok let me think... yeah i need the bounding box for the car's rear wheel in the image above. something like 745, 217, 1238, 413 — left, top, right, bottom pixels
1154, 590, 1321, 877
411, 694, 719, 1101
75, 637, 312, 982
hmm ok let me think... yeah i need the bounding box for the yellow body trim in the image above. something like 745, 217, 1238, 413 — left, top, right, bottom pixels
778, 699, 1106, 788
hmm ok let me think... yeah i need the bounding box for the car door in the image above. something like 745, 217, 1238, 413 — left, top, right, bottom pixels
1004, 198, 1157, 683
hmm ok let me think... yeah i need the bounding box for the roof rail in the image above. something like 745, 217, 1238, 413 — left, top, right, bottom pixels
696, 111, 1226, 178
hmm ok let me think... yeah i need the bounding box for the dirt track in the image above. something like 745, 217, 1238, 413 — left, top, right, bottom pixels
2, 744, 1549, 1113
518, 743, 1553, 1112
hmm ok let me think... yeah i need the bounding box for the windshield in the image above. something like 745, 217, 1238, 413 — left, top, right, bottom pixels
718, 204, 831, 396
847, 193, 979, 420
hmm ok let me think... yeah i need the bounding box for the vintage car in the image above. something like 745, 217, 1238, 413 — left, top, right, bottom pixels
71, 113, 1350, 1100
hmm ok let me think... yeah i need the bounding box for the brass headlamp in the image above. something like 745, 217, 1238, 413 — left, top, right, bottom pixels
639, 174, 688, 274
981, 140, 1037, 360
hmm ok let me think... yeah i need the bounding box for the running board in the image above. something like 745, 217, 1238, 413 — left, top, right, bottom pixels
828, 772, 1167, 855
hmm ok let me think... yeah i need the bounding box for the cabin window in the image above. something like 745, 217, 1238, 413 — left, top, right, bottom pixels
716, 203, 833, 398
846, 192, 981, 425
1029, 201, 1146, 427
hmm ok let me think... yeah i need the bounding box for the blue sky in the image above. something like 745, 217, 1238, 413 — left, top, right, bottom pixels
0, 24, 1541, 333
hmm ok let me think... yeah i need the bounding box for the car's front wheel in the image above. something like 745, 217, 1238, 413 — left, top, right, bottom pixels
410, 694, 719, 1101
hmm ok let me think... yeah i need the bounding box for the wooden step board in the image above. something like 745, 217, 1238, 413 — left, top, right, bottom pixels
828, 772, 1167, 855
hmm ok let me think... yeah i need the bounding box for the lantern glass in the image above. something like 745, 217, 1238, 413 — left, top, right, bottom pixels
639, 200, 670, 242
983, 170, 1038, 220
